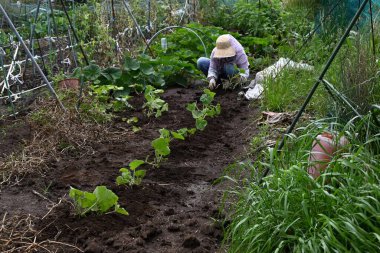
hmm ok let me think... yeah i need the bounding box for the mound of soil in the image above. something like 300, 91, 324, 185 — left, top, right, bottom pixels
0, 87, 259, 252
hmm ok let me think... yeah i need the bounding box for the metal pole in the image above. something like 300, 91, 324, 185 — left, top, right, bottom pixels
369, 0, 376, 57
0, 4, 66, 111
259, 0, 370, 182
111, 0, 116, 38
147, 0, 151, 37
122, 0, 155, 57
23, 0, 42, 79
59, 0, 89, 65
48, 0, 63, 66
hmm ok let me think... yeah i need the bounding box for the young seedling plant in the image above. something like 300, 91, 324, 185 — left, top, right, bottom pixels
151, 128, 196, 168
186, 89, 221, 131
69, 186, 128, 216
116, 160, 146, 187
143, 85, 169, 118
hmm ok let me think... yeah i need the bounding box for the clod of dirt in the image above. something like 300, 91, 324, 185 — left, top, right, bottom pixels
141, 226, 162, 242
182, 235, 201, 249
135, 237, 145, 246
84, 240, 104, 253
167, 223, 181, 232
164, 208, 175, 216
201, 223, 216, 236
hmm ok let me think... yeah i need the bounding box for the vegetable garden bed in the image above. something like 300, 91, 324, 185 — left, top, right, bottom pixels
0, 87, 259, 252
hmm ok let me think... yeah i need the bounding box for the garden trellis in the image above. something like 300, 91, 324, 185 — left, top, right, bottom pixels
0, 0, 207, 116
260, 0, 380, 182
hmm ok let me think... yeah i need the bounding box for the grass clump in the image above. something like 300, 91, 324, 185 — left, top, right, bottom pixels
261, 68, 328, 116
223, 115, 380, 252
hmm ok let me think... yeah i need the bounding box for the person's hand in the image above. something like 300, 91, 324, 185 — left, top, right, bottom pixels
239, 75, 248, 83
208, 78, 216, 90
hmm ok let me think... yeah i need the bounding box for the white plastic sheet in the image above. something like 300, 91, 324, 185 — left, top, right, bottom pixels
244, 58, 313, 100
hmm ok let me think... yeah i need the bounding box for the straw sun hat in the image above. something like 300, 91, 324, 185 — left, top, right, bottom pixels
213, 34, 236, 58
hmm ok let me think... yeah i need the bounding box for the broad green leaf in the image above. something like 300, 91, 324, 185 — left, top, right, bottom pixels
196, 118, 208, 131
101, 67, 122, 81
129, 160, 145, 170
116, 176, 127, 185
200, 89, 216, 105
119, 167, 129, 173
123, 57, 140, 71
159, 128, 171, 138
187, 128, 197, 135
178, 128, 189, 136
135, 170, 146, 178
152, 137, 171, 156
83, 64, 101, 81
93, 186, 118, 213
171, 131, 185, 140
69, 187, 97, 209
186, 102, 197, 112
140, 63, 155, 75
192, 110, 204, 119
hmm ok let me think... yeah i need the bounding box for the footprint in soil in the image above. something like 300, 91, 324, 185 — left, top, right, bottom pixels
182, 235, 201, 249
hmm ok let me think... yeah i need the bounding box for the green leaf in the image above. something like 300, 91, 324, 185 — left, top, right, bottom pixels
116, 175, 126, 185
200, 89, 216, 105
191, 110, 204, 119
186, 102, 197, 112
171, 131, 185, 140
123, 57, 140, 71
115, 204, 129, 216
83, 64, 101, 81
119, 167, 129, 173
132, 126, 141, 132
159, 128, 171, 138
127, 117, 139, 124
101, 67, 122, 81
135, 170, 146, 178
129, 160, 145, 170
187, 128, 197, 135
196, 118, 208, 131
93, 186, 118, 213
140, 63, 155, 75
69, 187, 97, 210
152, 137, 171, 156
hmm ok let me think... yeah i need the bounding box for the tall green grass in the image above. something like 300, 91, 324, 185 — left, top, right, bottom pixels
223, 115, 380, 252
261, 68, 328, 116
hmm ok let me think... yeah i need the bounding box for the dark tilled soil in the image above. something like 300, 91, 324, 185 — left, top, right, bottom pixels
0, 87, 259, 252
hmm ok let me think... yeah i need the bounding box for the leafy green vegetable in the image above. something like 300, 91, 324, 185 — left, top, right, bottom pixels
69, 186, 128, 216
116, 160, 146, 187
123, 56, 141, 71
186, 89, 221, 131
143, 85, 169, 118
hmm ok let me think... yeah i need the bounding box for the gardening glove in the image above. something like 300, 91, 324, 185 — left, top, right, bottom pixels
238, 74, 248, 84
208, 78, 216, 90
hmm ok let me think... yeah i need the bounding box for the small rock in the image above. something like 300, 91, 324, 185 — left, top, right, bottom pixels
182, 236, 200, 249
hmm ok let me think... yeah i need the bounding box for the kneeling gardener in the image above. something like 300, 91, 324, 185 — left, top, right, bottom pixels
197, 34, 249, 90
